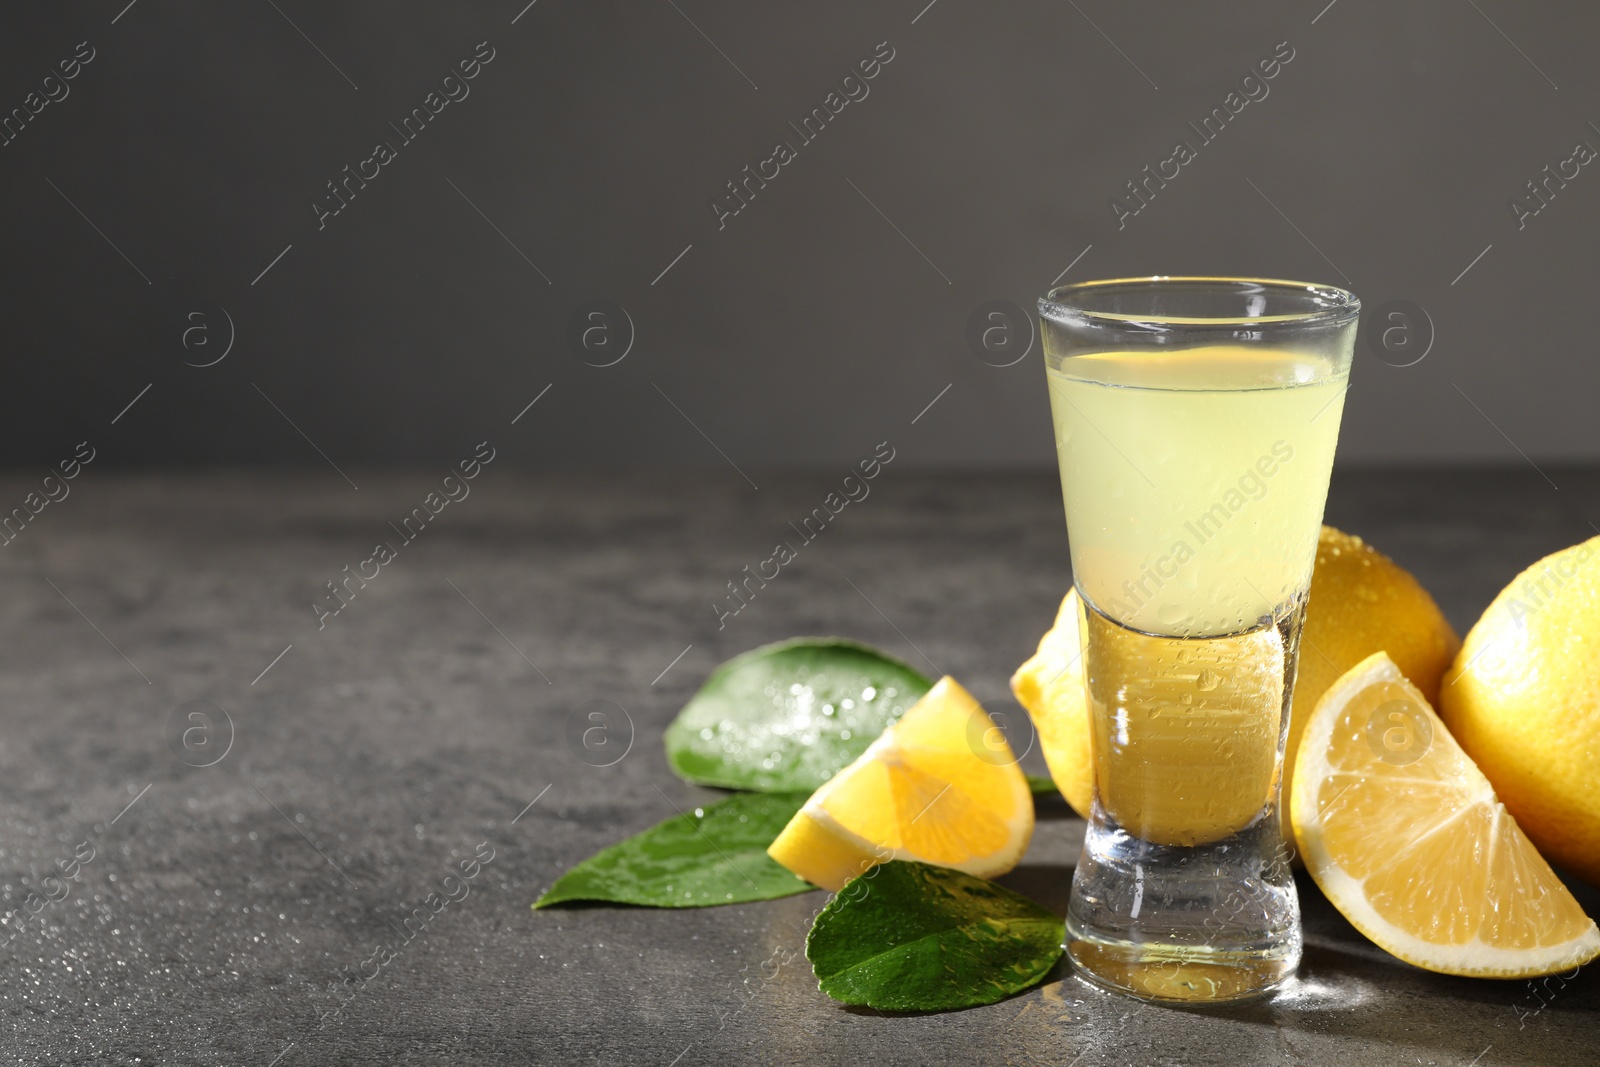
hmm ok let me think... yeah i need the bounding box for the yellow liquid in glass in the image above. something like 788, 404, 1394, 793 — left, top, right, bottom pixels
1047, 346, 1347, 845
1046, 345, 1346, 639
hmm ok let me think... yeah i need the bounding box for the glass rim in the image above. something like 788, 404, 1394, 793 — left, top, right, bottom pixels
1039, 275, 1360, 329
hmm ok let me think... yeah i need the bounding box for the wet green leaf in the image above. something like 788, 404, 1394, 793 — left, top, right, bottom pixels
534, 792, 813, 909
665, 638, 932, 792
807, 860, 1063, 1011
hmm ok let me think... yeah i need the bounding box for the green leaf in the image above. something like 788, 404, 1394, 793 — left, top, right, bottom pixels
806, 861, 1063, 1012
1026, 774, 1059, 796
534, 792, 814, 909
665, 638, 932, 792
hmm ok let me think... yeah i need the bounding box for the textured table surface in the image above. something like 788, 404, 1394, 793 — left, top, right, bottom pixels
0, 468, 1596, 1066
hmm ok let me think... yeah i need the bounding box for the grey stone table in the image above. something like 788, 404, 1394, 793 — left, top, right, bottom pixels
1, 469, 1596, 1066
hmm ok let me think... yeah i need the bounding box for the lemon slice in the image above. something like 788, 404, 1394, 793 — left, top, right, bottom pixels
1292, 652, 1600, 977
767, 677, 1034, 891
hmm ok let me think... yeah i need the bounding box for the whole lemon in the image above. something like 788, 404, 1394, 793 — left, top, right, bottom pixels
1013, 527, 1461, 843
1439, 535, 1600, 887
1281, 527, 1461, 840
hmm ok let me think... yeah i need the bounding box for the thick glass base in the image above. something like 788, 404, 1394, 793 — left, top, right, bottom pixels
1066, 815, 1300, 1004
1062, 819, 1299, 1004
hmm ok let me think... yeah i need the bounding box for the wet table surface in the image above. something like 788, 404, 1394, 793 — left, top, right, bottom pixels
0, 468, 1596, 1066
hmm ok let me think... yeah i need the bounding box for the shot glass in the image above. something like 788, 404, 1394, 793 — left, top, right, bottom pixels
1038, 277, 1359, 1001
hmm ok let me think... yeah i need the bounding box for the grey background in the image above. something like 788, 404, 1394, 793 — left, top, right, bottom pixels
2, 0, 1597, 473
4, 4, 1600, 1062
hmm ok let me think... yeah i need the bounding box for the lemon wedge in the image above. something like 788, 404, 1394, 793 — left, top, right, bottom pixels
1292, 652, 1600, 977
767, 677, 1033, 891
